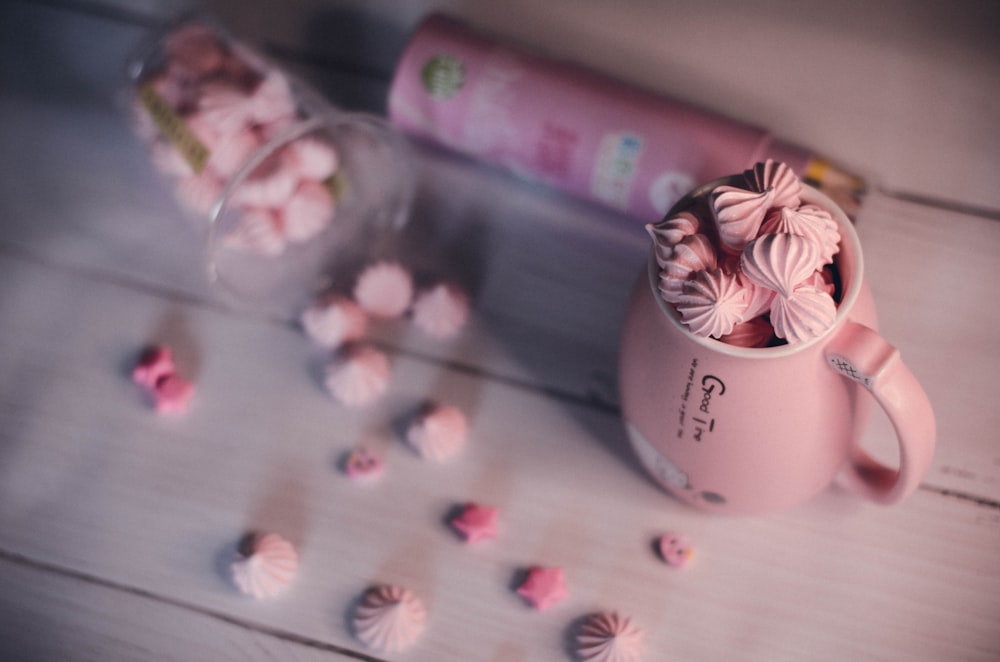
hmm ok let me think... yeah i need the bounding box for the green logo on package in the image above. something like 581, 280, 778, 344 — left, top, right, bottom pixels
421, 54, 464, 100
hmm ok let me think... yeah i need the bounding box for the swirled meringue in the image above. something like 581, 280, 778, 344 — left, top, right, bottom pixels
647, 211, 700, 268
324, 344, 390, 406
769, 285, 837, 344
674, 268, 748, 338
353, 261, 414, 319
300, 294, 368, 348
760, 204, 840, 267
746, 159, 801, 209
352, 584, 427, 653
656, 233, 717, 304
411, 282, 471, 339
740, 233, 820, 299
406, 403, 468, 461
710, 159, 802, 252
576, 611, 644, 662
231, 533, 298, 599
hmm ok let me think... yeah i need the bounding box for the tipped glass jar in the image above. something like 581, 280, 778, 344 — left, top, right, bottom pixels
125, 14, 414, 319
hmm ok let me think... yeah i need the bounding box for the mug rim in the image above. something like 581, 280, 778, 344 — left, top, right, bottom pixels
645, 177, 864, 359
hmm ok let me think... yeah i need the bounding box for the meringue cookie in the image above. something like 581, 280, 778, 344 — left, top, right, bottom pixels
352, 585, 427, 653
231, 533, 298, 599
405, 403, 468, 461
324, 344, 390, 406
745, 158, 801, 209
769, 284, 837, 344
740, 232, 820, 299
656, 233, 718, 304
284, 136, 339, 182
300, 294, 368, 348
221, 208, 285, 257
132, 346, 175, 390
646, 211, 699, 267
342, 447, 384, 482
411, 282, 471, 338
759, 204, 840, 268
515, 566, 568, 611
576, 611, 644, 662
249, 70, 297, 126
282, 181, 335, 243
657, 533, 694, 568
710, 186, 769, 253
152, 373, 195, 414
353, 261, 414, 319
674, 268, 748, 338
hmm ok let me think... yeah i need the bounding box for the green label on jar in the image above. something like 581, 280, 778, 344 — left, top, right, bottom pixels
421, 54, 464, 100
138, 82, 210, 175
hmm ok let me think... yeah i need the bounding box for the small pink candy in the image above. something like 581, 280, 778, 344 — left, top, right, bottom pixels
282, 181, 335, 243
343, 447, 383, 482
153, 374, 195, 414
657, 533, 693, 568
516, 566, 568, 611
285, 136, 339, 182
132, 346, 175, 390
450, 503, 499, 543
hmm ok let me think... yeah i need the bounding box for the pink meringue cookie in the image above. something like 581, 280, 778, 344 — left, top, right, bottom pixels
231, 532, 298, 599
196, 80, 256, 136
646, 211, 699, 267
284, 136, 339, 182
745, 158, 801, 209
324, 344, 390, 406
576, 611, 644, 662
769, 284, 837, 344
282, 181, 335, 243
674, 268, 749, 338
740, 232, 820, 299
737, 271, 777, 321
720, 316, 774, 348
515, 566, 568, 611
249, 70, 297, 126
759, 204, 840, 268
300, 294, 368, 348
449, 503, 498, 543
656, 233, 718, 304
203, 123, 261, 180
163, 23, 225, 78
352, 585, 427, 653
710, 186, 769, 253
221, 208, 286, 257
411, 282, 470, 339
405, 403, 468, 461
175, 171, 223, 217
229, 153, 300, 209
353, 261, 414, 319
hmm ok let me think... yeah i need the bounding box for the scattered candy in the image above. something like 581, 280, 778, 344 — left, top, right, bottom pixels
405, 402, 468, 462
132, 346, 175, 390
449, 503, 498, 543
576, 611, 644, 662
353, 261, 414, 319
151, 373, 195, 414
300, 294, 368, 348
515, 566, 568, 611
342, 447, 384, 482
230, 532, 298, 599
352, 584, 427, 653
411, 282, 470, 339
323, 344, 390, 406
132, 345, 194, 415
657, 533, 694, 568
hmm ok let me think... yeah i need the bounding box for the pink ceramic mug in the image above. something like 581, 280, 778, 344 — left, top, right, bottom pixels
618, 179, 936, 514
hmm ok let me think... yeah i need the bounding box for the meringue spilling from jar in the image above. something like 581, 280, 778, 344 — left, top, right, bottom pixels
647, 160, 842, 347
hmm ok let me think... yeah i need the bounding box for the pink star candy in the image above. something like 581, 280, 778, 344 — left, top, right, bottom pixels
153, 374, 195, 414
658, 533, 694, 568
342, 447, 383, 482
132, 346, 175, 390
449, 503, 498, 543
516, 566, 568, 611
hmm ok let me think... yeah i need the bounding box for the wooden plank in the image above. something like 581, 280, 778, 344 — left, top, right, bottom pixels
0, 551, 365, 662
0, 253, 998, 661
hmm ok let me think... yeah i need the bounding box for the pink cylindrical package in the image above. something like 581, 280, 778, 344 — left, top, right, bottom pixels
389, 14, 861, 223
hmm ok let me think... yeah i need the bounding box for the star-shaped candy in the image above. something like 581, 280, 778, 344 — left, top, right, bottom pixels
515, 566, 568, 611
449, 503, 498, 543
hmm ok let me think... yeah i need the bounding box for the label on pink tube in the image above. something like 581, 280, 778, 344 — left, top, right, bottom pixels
388, 14, 811, 223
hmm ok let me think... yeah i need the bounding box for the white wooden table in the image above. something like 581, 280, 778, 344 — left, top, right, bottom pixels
1, 4, 998, 661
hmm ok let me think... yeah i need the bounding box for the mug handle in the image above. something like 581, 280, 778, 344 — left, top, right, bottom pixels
824, 321, 936, 504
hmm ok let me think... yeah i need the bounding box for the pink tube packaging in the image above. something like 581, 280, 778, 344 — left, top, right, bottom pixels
388, 14, 860, 224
